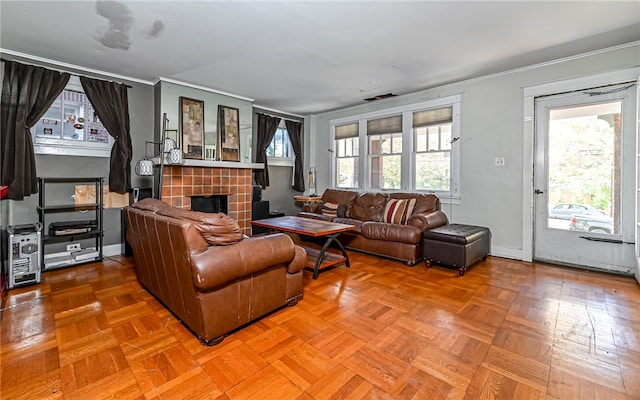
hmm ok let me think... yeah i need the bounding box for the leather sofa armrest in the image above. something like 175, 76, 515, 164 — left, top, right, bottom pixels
297, 211, 334, 222
361, 222, 422, 244
288, 245, 308, 274
408, 210, 449, 232
190, 233, 296, 291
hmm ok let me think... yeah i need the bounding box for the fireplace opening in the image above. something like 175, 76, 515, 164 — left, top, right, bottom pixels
190, 195, 229, 214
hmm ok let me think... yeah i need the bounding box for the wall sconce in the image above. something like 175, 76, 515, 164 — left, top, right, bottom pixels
308, 167, 317, 196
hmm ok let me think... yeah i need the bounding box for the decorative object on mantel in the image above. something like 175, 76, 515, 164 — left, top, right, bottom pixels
218, 105, 240, 162
180, 96, 205, 160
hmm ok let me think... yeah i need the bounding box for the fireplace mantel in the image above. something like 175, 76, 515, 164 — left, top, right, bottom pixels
159, 159, 263, 169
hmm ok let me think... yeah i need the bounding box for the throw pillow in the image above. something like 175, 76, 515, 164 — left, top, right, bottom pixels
383, 198, 416, 225
321, 202, 340, 217
158, 207, 244, 246
337, 204, 348, 218
130, 198, 169, 213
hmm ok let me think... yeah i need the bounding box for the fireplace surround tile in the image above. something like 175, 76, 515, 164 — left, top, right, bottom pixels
162, 165, 253, 235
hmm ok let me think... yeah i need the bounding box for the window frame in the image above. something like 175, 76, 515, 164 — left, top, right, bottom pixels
330, 95, 461, 203
334, 133, 359, 189
32, 76, 115, 158
266, 120, 294, 167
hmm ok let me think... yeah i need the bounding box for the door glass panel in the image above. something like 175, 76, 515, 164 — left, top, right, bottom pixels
547, 101, 621, 235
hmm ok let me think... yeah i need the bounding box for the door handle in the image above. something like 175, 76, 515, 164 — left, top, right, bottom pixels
534, 189, 544, 194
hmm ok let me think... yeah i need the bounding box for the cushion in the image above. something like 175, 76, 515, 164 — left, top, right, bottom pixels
350, 192, 388, 222
322, 202, 339, 217
157, 207, 244, 246
383, 198, 416, 224
130, 198, 169, 213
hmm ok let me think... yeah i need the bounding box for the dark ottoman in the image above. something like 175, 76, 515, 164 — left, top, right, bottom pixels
423, 224, 490, 275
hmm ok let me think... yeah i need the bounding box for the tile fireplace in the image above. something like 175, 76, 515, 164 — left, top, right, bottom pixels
161, 165, 253, 235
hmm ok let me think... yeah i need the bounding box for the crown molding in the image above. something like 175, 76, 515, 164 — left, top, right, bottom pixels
0, 48, 154, 85
156, 77, 254, 102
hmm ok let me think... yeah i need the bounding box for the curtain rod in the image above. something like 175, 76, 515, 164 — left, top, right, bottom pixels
256, 111, 303, 124
0, 57, 133, 88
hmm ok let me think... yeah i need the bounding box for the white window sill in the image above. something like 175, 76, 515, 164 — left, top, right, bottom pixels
34, 143, 112, 158
267, 158, 294, 167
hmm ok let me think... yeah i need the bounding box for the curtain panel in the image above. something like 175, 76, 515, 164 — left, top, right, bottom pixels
253, 113, 281, 188
0, 60, 70, 200
285, 120, 304, 192
80, 76, 132, 193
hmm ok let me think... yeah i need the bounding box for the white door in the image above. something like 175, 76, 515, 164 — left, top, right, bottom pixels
534, 83, 637, 275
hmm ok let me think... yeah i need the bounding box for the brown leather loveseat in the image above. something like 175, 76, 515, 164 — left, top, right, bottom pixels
124, 198, 306, 345
299, 189, 448, 265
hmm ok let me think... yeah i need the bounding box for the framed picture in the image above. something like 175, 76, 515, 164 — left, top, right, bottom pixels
180, 97, 205, 159
218, 105, 240, 162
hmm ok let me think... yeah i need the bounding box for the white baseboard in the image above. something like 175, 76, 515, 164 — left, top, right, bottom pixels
490, 246, 524, 261
103, 243, 526, 261
103, 244, 122, 257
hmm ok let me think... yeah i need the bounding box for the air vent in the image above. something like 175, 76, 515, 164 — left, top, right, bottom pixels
364, 93, 397, 101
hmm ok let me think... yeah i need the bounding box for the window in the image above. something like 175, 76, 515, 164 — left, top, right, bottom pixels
32, 76, 113, 157
413, 107, 453, 191
368, 115, 402, 190
335, 122, 359, 188
266, 121, 293, 165
330, 95, 460, 201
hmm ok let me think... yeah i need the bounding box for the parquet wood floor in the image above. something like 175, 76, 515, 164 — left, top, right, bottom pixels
1, 251, 639, 399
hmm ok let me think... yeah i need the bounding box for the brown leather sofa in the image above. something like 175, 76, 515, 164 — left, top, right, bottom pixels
298, 189, 448, 265
124, 198, 306, 345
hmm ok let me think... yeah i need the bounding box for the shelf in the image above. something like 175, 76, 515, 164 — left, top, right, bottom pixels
43, 230, 104, 244
39, 177, 103, 183
38, 177, 104, 272
38, 203, 103, 212
44, 248, 102, 270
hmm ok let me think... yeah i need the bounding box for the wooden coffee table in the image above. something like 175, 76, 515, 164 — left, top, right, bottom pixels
251, 216, 354, 279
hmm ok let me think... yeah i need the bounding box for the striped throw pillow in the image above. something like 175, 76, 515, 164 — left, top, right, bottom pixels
321, 202, 340, 217
383, 198, 416, 224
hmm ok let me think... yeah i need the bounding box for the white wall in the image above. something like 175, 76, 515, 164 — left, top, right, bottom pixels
308, 43, 640, 260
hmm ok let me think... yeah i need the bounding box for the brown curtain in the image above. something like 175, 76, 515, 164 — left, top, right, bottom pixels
285, 120, 304, 192
80, 76, 132, 193
253, 113, 280, 188
0, 60, 70, 200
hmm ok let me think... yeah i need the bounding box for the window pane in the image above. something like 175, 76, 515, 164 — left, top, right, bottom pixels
547, 101, 620, 234
345, 137, 355, 157
415, 128, 427, 152
392, 134, 402, 153
415, 152, 450, 191
337, 157, 358, 188
370, 133, 401, 155
35, 95, 62, 138
441, 124, 452, 150
337, 139, 345, 157
268, 127, 290, 158
370, 154, 401, 189
369, 136, 380, 154
427, 126, 439, 151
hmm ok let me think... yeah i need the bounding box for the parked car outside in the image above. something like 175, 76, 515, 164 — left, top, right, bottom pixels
549, 203, 605, 220
570, 213, 614, 234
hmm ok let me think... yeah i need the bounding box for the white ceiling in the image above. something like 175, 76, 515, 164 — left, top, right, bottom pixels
1, 1, 639, 115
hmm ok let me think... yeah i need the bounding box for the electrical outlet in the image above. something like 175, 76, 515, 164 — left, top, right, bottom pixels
494, 157, 505, 167
67, 243, 81, 252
